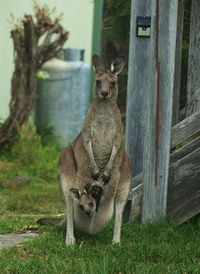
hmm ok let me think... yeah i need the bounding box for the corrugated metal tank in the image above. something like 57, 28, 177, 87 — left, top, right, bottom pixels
35, 48, 90, 145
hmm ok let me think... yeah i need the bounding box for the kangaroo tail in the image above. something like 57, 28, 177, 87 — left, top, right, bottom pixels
36, 217, 64, 226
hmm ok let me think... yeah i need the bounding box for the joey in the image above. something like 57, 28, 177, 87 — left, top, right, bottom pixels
70, 183, 103, 215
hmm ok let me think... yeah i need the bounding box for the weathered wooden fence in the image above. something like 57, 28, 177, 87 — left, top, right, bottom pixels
126, 0, 200, 224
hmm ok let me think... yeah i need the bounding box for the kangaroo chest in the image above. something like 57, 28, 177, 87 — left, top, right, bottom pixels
91, 114, 116, 143
90, 113, 116, 167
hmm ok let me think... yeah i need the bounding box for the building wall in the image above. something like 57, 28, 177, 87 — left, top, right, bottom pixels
0, 0, 94, 119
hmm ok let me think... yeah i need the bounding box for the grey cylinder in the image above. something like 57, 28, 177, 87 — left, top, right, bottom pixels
35, 48, 90, 145
58, 47, 85, 61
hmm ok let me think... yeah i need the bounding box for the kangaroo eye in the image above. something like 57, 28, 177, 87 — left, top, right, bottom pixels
111, 81, 116, 86
96, 80, 101, 86
79, 205, 84, 211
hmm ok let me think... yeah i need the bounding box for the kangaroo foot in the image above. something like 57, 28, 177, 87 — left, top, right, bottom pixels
65, 236, 75, 246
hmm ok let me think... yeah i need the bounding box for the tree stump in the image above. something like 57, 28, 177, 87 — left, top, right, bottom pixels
0, 4, 69, 148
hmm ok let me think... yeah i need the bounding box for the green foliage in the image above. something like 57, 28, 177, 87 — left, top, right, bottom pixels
10, 124, 42, 166
0, 117, 4, 126
36, 123, 60, 147
103, 0, 191, 51
36, 70, 50, 79
5, 124, 59, 181
0, 123, 63, 214
180, 1, 191, 108
183, 1, 191, 46
103, 0, 131, 44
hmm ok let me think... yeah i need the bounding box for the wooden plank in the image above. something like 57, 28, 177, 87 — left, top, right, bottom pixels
178, 107, 186, 122
172, 0, 185, 126
170, 135, 200, 165
130, 141, 200, 222
167, 147, 200, 224
142, 0, 178, 222
125, 0, 156, 177
129, 184, 142, 222
130, 135, 200, 189
171, 111, 200, 148
132, 172, 143, 188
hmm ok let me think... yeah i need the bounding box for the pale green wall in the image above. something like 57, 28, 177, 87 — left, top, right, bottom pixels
0, 0, 94, 119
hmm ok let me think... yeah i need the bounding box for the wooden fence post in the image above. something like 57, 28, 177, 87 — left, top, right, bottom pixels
126, 0, 157, 179
142, 0, 178, 222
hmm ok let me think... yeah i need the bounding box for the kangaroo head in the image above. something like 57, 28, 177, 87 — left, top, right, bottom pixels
70, 183, 103, 216
92, 55, 125, 100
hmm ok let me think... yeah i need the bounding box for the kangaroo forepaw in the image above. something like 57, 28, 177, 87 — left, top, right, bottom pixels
92, 169, 100, 180
102, 171, 111, 184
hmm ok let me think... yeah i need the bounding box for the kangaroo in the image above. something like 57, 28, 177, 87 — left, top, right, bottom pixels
37, 55, 132, 245
82, 55, 125, 183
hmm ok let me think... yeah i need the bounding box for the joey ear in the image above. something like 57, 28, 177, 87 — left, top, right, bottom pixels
110, 56, 126, 75
70, 188, 81, 200
92, 55, 105, 73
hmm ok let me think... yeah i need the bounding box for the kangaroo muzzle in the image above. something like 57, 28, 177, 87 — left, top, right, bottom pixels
101, 91, 109, 98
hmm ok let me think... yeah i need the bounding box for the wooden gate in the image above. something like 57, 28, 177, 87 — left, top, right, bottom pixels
126, 0, 200, 224
129, 111, 200, 224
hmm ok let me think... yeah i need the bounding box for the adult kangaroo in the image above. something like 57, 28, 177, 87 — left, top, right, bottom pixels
37, 55, 132, 246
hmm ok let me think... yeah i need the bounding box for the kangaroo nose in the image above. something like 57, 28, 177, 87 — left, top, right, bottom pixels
101, 91, 109, 97
85, 211, 92, 217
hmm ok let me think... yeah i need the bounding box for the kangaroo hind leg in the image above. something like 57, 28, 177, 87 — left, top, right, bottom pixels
112, 152, 131, 244
59, 146, 78, 246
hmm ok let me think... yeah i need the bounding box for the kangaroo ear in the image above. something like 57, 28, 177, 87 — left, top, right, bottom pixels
92, 55, 105, 73
110, 56, 126, 75
70, 188, 81, 200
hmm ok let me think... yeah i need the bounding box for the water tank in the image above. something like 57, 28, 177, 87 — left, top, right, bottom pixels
35, 48, 90, 145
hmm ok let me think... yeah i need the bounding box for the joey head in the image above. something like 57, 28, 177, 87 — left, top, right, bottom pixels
70, 183, 103, 216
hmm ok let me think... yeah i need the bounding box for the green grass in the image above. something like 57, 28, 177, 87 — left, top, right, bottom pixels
0, 216, 200, 273
0, 124, 64, 215
0, 123, 200, 273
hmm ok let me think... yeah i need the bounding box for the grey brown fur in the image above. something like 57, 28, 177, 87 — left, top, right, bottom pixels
37, 55, 131, 245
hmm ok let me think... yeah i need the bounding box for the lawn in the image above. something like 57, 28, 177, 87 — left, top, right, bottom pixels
0, 124, 200, 273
